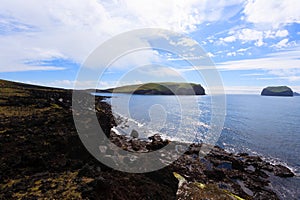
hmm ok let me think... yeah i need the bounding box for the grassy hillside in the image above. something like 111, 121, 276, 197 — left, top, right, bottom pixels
0, 79, 117, 199
261, 86, 293, 96
103, 82, 205, 95
263, 86, 292, 93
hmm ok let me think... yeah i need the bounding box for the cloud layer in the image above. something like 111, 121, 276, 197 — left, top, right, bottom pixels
0, 0, 299, 93
0, 0, 244, 72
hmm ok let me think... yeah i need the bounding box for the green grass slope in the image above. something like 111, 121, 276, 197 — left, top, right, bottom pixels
261, 86, 293, 96
103, 82, 205, 95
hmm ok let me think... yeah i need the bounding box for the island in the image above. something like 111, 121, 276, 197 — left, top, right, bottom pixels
97, 82, 205, 95
261, 86, 294, 97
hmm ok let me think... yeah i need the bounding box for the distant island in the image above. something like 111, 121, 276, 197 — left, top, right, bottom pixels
294, 92, 300, 96
261, 86, 293, 97
96, 82, 205, 95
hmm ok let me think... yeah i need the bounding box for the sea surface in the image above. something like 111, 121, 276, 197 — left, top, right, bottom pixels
96, 93, 300, 199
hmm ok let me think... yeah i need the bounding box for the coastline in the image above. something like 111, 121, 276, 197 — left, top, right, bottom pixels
0, 79, 295, 199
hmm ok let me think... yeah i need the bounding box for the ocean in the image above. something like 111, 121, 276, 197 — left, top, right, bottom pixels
96, 93, 300, 199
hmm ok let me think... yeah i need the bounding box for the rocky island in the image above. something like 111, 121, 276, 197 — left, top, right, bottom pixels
261, 86, 294, 97
0, 79, 294, 199
97, 82, 205, 95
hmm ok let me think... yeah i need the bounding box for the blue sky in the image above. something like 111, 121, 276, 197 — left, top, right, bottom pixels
0, 0, 300, 94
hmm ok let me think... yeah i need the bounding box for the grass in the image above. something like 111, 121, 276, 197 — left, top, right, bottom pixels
173, 172, 245, 200
264, 86, 292, 93
1, 88, 29, 97
7, 171, 83, 199
0, 79, 84, 199
107, 82, 200, 93
0, 105, 54, 117
0, 179, 21, 190
0, 79, 66, 117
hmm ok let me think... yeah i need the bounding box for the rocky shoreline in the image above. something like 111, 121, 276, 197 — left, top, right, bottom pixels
0, 79, 294, 199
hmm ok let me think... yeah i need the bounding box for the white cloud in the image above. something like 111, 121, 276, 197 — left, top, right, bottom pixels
236, 28, 264, 46
112, 65, 186, 85
220, 28, 264, 46
215, 48, 300, 82
257, 76, 300, 82
169, 37, 198, 47
137, 66, 181, 78
288, 76, 300, 81
167, 56, 205, 61
254, 40, 264, 47
0, 65, 65, 73
170, 65, 217, 73
224, 86, 263, 94
173, 48, 300, 83
24, 79, 116, 89
105, 49, 162, 71
0, 0, 245, 73
222, 35, 236, 42
207, 52, 215, 57
267, 68, 300, 81
237, 47, 250, 52
240, 73, 264, 77
275, 30, 289, 37
227, 52, 237, 56
243, 0, 300, 29
220, 28, 290, 47
218, 49, 300, 71
271, 38, 289, 49
264, 29, 289, 39
238, 29, 263, 42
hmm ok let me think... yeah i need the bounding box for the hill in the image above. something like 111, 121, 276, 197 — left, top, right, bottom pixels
261, 86, 293, 96
98, 82, 205, 95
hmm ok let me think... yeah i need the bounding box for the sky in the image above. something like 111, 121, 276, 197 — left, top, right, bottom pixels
0, 0, 300, 94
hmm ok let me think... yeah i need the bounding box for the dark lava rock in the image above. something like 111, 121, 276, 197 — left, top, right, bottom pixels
146, 134, 169, 150
130, 129, 139, 138
217, 161, 232, 170
273, 164, 294, 177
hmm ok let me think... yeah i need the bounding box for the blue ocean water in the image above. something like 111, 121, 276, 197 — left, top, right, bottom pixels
97, 93, 300, 199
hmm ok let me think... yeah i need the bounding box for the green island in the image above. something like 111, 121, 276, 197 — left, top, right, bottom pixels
97, 82, 205, 95
261, 86, 294, 97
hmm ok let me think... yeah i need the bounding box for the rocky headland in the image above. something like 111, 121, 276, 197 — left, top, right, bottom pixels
0, 79, 294, 199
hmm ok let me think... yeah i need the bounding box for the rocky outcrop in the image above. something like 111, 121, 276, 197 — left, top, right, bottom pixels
109, 132, 294, 199
261, 86, 293, 96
